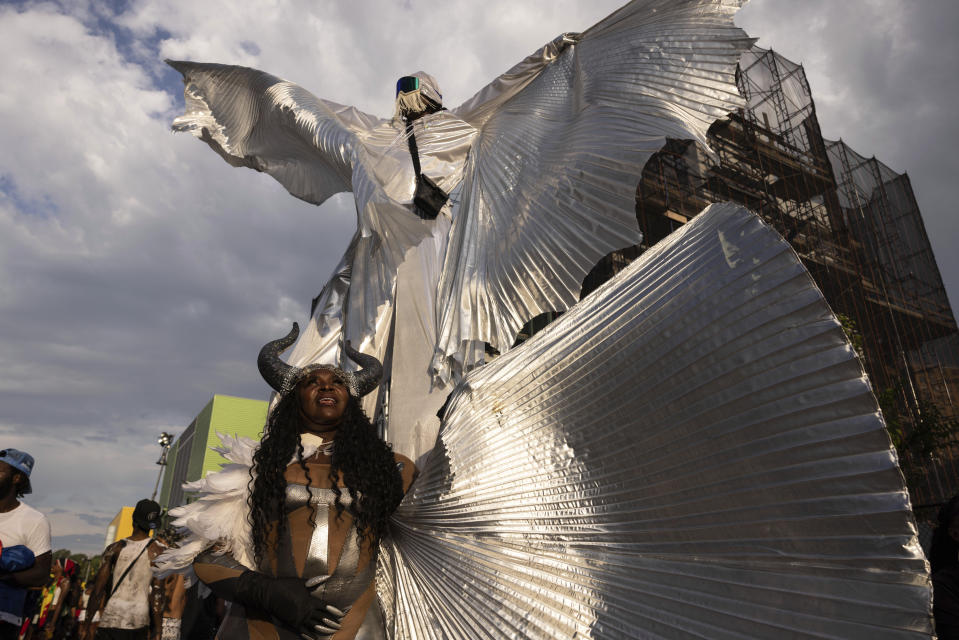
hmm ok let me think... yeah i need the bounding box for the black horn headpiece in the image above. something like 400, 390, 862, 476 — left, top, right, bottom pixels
257, 323, 383, 397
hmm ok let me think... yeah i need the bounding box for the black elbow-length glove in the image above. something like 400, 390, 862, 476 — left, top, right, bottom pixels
234, 571, 346, 638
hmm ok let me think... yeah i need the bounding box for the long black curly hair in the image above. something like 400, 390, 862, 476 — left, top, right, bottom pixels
248, 386, 403, 565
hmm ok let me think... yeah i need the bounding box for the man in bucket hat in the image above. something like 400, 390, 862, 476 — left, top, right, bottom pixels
0, 448, 52, 640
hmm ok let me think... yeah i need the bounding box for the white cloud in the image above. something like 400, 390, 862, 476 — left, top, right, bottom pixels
0, 7, 171, 227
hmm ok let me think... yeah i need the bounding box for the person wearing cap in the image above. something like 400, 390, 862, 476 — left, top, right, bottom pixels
0, 448, 52, 640
82, 499, 170, 640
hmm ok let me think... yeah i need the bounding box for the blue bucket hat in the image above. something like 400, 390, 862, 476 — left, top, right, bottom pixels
0, 449, 34, 495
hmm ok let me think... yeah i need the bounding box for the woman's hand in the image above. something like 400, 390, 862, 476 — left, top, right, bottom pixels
233, 571, 347, 638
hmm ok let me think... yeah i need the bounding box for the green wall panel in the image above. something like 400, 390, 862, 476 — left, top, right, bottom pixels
202, 395, 268, 477
187, 398, 215, 482
158, 394, 269, 508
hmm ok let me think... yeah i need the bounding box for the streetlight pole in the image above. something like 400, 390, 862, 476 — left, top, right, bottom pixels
151, 432, 173, 502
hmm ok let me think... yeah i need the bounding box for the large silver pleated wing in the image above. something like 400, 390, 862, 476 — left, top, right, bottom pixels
379, 203, 932, 639
166, 60, 381, 206
431, 0, 754, 382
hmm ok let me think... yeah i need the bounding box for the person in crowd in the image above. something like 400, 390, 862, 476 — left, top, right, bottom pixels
48, 559, 83, 640
153, 529, 185, 640
83, 500, 168, 640
0, 449, 52, 640
31, 559, 63, 636
38, 558, 80, 638
75, 585, 93, 636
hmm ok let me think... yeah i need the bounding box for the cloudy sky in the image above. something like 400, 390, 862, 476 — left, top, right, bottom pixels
1, 0, 956, 555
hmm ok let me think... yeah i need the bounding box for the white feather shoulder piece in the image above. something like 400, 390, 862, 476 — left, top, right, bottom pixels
154, 432, 319, 583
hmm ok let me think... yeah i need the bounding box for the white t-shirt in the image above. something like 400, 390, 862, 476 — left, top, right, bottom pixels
0, 502, 51, 626
99, 537, 153, 630
0, 501, 51, 556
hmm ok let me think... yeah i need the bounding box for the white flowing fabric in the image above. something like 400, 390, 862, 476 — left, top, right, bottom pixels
167, 0, 753, 461
378, 203, 932, 639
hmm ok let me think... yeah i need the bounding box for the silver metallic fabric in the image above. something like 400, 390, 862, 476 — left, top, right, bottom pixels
377, 203, 932, 639
284, 485, 374, 610
285, 484, 332, 578
434, 0, 750, 384
167, 0, 752, 461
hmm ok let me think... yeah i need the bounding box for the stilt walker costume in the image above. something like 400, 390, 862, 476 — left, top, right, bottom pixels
160, 0, 934, 636
164, 0, 757, 464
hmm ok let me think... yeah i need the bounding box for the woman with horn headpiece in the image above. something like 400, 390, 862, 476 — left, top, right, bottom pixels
157, 325, 415, 640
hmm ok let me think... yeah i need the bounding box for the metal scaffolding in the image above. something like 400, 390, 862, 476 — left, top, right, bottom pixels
582, 45, 959, 509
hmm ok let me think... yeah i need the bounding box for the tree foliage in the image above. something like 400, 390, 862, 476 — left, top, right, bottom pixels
836, 313, 865, 362
50, 549, 102, 582
879, 383, 959, 487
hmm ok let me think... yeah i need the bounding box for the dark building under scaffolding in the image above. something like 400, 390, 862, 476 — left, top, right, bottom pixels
574, 46, 959, 510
